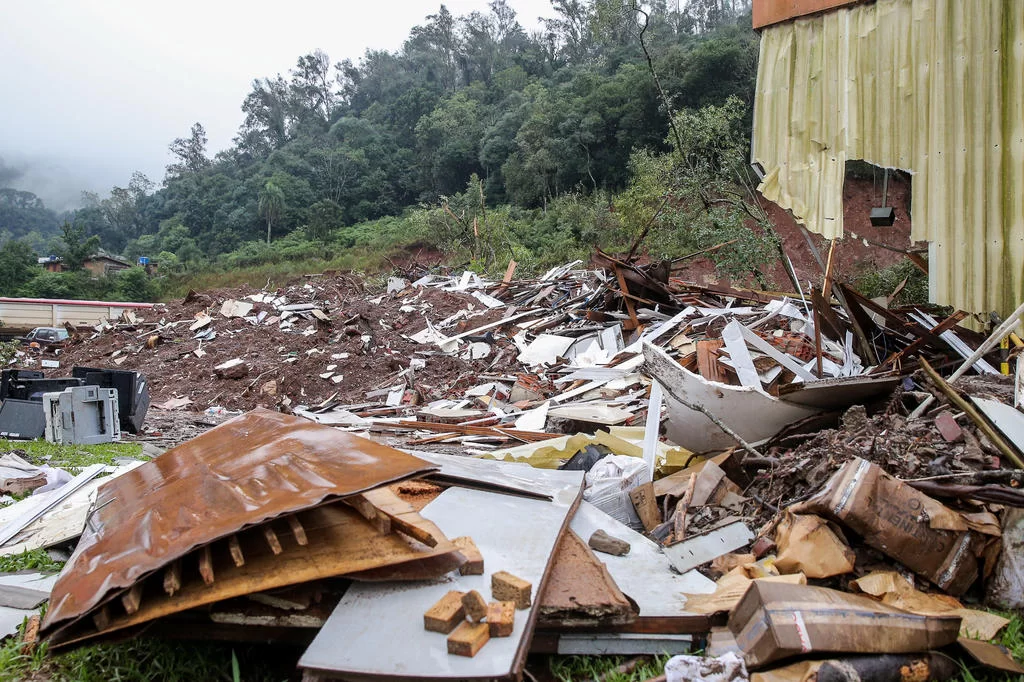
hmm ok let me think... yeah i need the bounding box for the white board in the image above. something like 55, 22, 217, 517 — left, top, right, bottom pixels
299, 478, 583, 681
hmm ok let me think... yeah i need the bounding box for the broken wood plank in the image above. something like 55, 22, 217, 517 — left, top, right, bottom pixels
353, 487, 450, 548
614, 265, 640, 331
696, 340, 727, 383
667, 474, 696, 546
163, 561, 181, 596
120, 584, 143, 616
287, 515, 308, 546
227, 536, 245, 567
263, 526, 283, 555
198, 546, 215, 585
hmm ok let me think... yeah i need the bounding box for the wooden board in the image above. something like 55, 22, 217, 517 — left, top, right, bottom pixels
696, 340, 727, 383
538, 530, 636, 628
49, 504, 462, 649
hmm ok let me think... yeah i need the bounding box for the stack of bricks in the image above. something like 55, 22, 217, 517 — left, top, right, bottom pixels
421, 569, 533, 658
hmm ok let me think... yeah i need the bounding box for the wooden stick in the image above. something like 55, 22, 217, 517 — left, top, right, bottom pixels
163, 561, 181, 596
668, 474, 696, 546
919, 357, 1024, 468
227, 535, 245, 567
198, 546, 215, 585
263, 526, 283, 555
92, 605, 111, 631
121, 584, 143, 615
287, 515, 308, 546
614, 265, 640, 331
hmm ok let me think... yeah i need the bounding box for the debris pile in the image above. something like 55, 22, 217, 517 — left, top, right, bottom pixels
2, 256, 1023, 680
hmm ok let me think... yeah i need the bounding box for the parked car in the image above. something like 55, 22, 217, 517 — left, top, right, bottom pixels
21, 326, 70, 350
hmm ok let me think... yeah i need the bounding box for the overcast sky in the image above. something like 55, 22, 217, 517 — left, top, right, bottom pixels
0, 0, 553, 210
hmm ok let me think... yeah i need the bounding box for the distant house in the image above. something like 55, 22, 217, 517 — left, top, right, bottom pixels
83, 253, 132, 277
35, 252, 133, 276
38, 255, 62, 273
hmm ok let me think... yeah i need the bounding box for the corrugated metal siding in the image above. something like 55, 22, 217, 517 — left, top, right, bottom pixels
752, 0, 1024, 317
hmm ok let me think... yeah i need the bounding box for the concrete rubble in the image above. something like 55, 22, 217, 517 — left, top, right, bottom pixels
1, 256, 1024, 680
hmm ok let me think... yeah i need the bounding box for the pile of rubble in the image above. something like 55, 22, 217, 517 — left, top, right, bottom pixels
2, 253, 1024, 680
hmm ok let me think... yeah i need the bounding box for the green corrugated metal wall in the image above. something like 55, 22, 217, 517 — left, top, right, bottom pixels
753, 0, 1024, 317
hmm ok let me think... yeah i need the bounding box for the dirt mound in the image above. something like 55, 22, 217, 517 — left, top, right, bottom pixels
43, 276, 510, 413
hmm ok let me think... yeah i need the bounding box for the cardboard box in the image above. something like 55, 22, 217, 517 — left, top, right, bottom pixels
727, 581, 961, 669
792, 457, 983, 595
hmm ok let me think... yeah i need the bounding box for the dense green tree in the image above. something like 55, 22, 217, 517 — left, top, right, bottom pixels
167, 122, 211, 178
115, 267, 159, 302
0, 189, 58, 238
0, 239, 38, 295
56, 222, 101, 271
307, 199, 344, 243
56, 2, 761, 271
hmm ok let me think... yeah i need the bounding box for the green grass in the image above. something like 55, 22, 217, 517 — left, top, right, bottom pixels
0, 439, 142, 473
0, 633, 287, 682
548, 654, 670, 682
0, 549, 64, 573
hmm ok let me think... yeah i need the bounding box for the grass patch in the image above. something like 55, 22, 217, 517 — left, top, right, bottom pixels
549, 654, 670, 682
0, 634, 290, 682
0, 439, 142, 473
850, 258, 929, 307
0, 549, 63, 573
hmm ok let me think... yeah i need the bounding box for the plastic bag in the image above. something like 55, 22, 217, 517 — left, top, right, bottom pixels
582, 454, 649, 528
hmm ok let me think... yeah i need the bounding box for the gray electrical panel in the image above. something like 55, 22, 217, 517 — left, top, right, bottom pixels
43, 386, 121, 445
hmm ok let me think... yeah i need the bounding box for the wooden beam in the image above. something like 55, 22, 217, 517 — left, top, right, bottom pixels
163, 561, 181, 596
198, 546, 215, 585
121, 584, 143, 615
227, 535, 245, 567
287, 515, 308, 546
614, 265, 640, 331
263, 526, 283, 555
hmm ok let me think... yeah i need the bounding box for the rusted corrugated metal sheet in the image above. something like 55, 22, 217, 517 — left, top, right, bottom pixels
752, 0, 864, 29
752, 0, 1024, 317
42, 408, 438, 634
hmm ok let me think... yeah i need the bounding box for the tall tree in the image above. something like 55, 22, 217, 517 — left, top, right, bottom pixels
57, 221, 101, 271
258, 180, 284, 244
289, 50, 335, 127
166, 123, 211, 178
0, 239, 38, 295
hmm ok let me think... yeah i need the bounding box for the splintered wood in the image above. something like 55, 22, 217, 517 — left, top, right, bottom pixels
424, 591, 466, 633
491, 571, 532, 609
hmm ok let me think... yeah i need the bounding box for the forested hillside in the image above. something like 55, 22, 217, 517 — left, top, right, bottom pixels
1, 0, 765, 300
